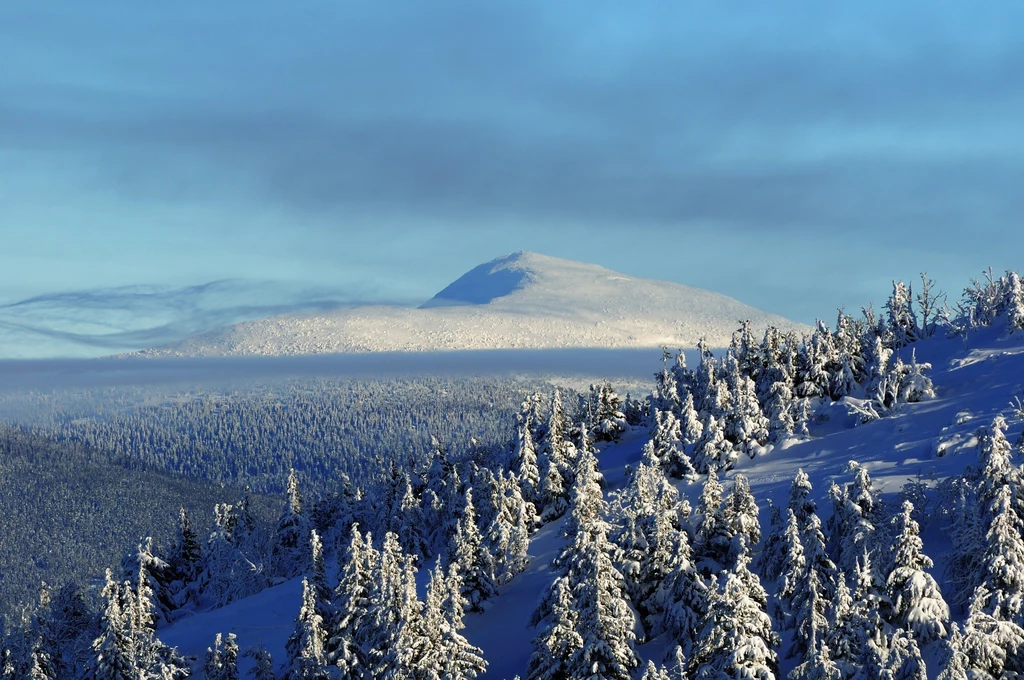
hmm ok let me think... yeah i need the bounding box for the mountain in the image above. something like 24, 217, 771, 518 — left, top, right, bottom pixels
137, 252, 806, 357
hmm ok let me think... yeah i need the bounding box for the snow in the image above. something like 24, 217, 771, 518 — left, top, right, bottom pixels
146, 325, 1024, 678
136, 252, 808, 357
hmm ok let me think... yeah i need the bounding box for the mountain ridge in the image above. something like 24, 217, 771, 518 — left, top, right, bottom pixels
135, 252, 808, 357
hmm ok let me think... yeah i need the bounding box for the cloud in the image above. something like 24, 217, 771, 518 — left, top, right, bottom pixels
0, 281, 406, 358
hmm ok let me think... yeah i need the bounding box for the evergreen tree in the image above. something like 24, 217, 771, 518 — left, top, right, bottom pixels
276, 469, 311, 579
657, 527, 708, 658
167, 507, 202, 611
827, 462, 880, 573
885, 501, 950, 643
766, 379, 796, 442
694, 469, 730, 573
653, 409, 697, 480
286, 579, 329, 680
438, 567, 487, 680
693, 414, 734, 474
527, 577, 582, 680
453, 488, 498, 612
981, 483, 1024, 623
723, 474, 761, 570
512, 396, 543, 507
664, 646, 688, 680
691, 547, 778, 680
85, 570, 135, 680
245, 646, 276, 680
679, 392, 704, 448
789, 469, 816, 528
568, 518, 639, 680
326, 526, 376, 678
204, 633, 240, 680
935, 623, 969, 680
886, 280, 920, 349
962, 584, 1024, 679
360, 533, 421, 680
590, 382, 627, 442
757, 500, 787, 583
775, 509, 806, 631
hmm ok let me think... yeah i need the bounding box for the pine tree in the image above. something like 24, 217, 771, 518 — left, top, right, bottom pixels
885, 500, 950, 644
886, 280, 920, 349
766, 379, 796, 442
693, 414, 734, 473
276, 469, 311, 579
439, 567, 488, 680
827, 462, 880, 573
591, 382, 627, 442
757, 500, 788, 583
657, 528, 708, 658
360, 533, 422, 680
641, 661, 670, 680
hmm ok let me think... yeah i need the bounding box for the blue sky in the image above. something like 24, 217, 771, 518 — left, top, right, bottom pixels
2, 1, 1023, 354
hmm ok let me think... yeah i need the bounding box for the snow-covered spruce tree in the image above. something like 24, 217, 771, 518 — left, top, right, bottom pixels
766, 379, 796, 443
453, 488, 498, 612
679, 391, 704, 448
775, 509, 805, 631
655, 348, 683, 416
326, 526, 377, 678
935, 623, 969, 680
1005, 270, 1024, 333
977, 415, 1022, 515
981, 483, 1024, 623
723, 352, 769, 454
787, 511, 838, 659
885, 500, 950, 644
945, 481, 985, 610
437, 566, 487, 680
829, 310, 866, 400
794, 328, 831, 400
824, 577, 859, 677
664, 645, 688, 680
567, 510, 639, 680
590, 382, 627, 442
44, 582, 97, 678
657, 526, 709, 658
285, 578, 330, 680
204, 632, 240, 680
85, 570, 135, 680
611, 456, 688, 638
723, 474, 761, 570
652, 409, 697, 480
693, 413, 735, 474
199, 502, 268, 608
527, 577, 582, 680
756, 500, 787, 583
167, 507, 202, 612
886, 280, 921, 349
691, 543, 778, 680
275, 469, 311, 579
484, 471, 533, 587
641, 660, 670, 680
694, 468, 731, 574
789, 469, 816, 529
961, 584, 1024, 679
511, 396, 542, 508
360, 532, 421, 679
123, 537, 174, 629
826, 462, 880, 574
393, 473, 428, 559
245, 646, 276, 680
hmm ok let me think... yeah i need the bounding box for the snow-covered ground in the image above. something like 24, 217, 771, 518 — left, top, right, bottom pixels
160, 325, 1024, 679
138, 252, 807, 358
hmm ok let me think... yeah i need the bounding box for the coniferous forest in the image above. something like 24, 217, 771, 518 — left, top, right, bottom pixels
4, 270, 1024, 679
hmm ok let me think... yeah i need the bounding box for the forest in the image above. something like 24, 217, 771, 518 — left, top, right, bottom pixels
3, 269, 1024, 679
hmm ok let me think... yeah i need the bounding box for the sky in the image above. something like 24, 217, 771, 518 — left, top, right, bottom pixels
2, 1, 1023, 356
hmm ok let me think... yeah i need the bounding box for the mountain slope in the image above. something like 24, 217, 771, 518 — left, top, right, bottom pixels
138, 252, 806, 357
159, 328, 1024, 678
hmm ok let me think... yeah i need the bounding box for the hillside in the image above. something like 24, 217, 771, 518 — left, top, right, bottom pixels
137, 252, 806, 357
156, 325, 1024, 679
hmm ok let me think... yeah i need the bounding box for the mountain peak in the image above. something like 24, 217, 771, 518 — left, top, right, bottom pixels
419, 252, 616, 309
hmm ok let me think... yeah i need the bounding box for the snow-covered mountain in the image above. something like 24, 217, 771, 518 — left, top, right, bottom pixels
138, 252, 806, 357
